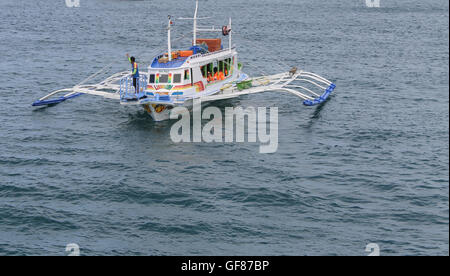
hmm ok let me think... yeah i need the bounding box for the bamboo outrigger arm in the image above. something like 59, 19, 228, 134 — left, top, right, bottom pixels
32, 71, 128, 106
32, 69, 335, 108
200, 70, 336, 106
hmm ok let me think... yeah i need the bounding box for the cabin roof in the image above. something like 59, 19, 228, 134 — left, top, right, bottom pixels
150, 45, 210, 70
150, 56, 189, 69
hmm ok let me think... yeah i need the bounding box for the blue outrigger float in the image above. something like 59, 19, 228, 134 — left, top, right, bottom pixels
32, 0, 336, 121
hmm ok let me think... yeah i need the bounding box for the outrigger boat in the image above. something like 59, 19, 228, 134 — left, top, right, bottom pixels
32, 1, 336, 122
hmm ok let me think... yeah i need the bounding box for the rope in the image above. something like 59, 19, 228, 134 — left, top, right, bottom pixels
75, 61, 115, 87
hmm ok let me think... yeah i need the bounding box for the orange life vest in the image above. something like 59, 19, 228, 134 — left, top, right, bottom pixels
218, 71, 225, 80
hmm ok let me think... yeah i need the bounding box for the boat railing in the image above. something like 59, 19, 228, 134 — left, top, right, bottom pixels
119, 75, 148, 101
188, 47, 237, 61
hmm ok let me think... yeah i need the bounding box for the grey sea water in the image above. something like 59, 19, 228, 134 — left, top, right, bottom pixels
0, 0, 448, 256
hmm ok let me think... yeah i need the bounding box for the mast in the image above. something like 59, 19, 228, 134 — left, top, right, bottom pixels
229, 17, 232, 52
179, 1, 212, 47
193, 0, 199, 46
168, 15, 172, 61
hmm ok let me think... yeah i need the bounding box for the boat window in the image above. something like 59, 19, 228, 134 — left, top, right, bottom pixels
149, 74, 155, 84
201, 64, 214, 79
208, 63, 214, 73
184, 69, 190, 80
200, 66, 207, 78
173, 74, 182, 83
216, 58, 231, 77
218, 60, 223, 73
224, 58, 229, 76
159, 74, 169, 83
207, 63, 213, 76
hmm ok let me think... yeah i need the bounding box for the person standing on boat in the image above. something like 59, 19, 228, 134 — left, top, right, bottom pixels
126, 53, 140, 93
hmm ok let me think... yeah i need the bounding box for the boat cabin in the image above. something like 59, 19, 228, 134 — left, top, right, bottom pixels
147, 38, 237, 94
144, 1, 237, 96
